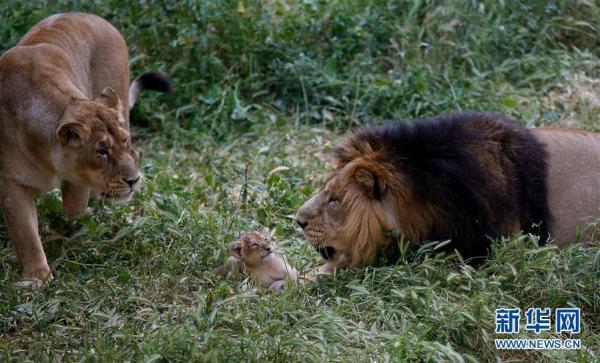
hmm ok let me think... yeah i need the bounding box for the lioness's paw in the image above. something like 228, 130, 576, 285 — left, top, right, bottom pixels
16, 273, 54, 289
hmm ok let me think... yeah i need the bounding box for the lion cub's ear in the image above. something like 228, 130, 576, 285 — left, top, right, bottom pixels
355, 168, 385, 199
261, 227, 270, 239
56, 121, 90, 147
229, 240, 243, 259
96, 87, 124, 115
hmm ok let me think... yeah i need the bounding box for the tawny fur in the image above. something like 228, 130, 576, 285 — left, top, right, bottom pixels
534, 128, 600, 244
0, 13, 166, 288
216, 229, 298, 292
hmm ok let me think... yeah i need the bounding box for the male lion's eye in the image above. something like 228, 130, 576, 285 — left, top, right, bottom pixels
97, 141, 109, 157
328, 195, 339, 203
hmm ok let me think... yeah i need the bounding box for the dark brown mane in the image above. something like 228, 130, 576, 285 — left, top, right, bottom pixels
332, 112, 551, 265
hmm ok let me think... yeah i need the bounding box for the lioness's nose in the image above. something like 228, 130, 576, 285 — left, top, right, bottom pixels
297, 219, 308, 229
124, 175, 141, 188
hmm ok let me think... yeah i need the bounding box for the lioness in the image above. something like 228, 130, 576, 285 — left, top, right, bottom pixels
296, 112, 600, 271
0, 13, 170, 288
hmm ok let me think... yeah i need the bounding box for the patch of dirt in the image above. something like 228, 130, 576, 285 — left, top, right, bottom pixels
544, 73, 600, 130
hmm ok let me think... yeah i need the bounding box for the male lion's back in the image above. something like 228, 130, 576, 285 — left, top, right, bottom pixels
533, 128, 600, 245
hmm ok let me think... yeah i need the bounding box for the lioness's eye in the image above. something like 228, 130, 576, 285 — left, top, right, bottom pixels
250, 243, 258, 248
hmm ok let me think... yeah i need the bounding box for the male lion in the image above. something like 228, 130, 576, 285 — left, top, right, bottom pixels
296, 112, 600, 271
0, 13, 171, 288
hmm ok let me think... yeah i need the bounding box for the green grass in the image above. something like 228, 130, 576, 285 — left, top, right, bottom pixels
1, 0, 599, 361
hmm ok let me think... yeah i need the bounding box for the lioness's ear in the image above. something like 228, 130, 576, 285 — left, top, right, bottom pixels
56, 121, 90, 146
229, 240, 243, 259
96, 87, 123, 115
355, 168, 385, 199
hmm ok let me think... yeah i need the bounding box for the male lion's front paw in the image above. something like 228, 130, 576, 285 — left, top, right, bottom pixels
301, 264, 333, 283
302, 270, 318, 283
313, 255, 350, 277
16, 273, 54, 289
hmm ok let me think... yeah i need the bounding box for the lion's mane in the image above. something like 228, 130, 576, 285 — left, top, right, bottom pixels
332, 112, 551, 265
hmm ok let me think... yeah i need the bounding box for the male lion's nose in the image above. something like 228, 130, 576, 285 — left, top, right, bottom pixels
296, 219, 308, 229
124, 175, 141, 188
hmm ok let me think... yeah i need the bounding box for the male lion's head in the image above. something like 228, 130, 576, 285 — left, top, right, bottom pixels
56, 87, 141, 201
296, 136, 411, 267
296, 113, 557, 268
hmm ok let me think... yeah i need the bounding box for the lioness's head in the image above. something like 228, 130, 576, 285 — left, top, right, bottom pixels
56, 87, 141, 201
296, 139, 407, 267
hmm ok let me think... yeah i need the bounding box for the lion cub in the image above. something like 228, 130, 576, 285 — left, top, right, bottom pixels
216, 228, 298, 292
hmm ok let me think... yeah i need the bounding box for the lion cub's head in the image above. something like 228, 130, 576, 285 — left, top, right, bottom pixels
230, 228, 274, 267
57, 87, 141, 201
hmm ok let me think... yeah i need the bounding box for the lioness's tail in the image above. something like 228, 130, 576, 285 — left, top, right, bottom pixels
128, 71, 172, 110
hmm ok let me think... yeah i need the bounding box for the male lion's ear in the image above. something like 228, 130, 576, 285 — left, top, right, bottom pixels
96, 87, 123, 115
56, 121, 90, 146
229, 240, 243, 259
355, 168, 385, 199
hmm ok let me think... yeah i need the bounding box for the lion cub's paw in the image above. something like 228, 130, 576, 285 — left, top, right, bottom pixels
16, 273, 54, 289
268, 280, 286, 292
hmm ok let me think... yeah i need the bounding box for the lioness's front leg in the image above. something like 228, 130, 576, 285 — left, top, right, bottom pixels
2, 183, 52, 288
61, 181, 90, 218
